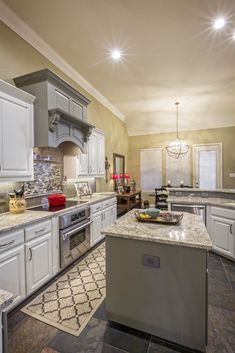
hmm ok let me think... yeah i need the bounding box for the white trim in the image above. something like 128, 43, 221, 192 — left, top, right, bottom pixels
0, 79, 35, 104
0, 1, 125, 122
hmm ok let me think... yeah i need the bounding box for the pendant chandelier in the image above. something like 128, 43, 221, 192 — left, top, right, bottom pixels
166, 102, 189, 159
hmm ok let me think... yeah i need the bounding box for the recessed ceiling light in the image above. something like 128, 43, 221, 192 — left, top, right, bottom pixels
111, 49, 122, 60
213, 17, 226, 29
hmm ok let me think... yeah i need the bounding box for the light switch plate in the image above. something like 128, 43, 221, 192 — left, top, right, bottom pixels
229, 173, 235, 178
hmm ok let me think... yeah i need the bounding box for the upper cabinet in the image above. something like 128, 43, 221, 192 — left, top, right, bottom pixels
0, 80, 35, 182
14, 69, 94, 151
64, 129, 105, 179
79, 129, 105, 177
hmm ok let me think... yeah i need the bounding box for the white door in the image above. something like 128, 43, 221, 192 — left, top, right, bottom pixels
88, 132, 98, 175
77, 153, 89, 175
26, 233, 52, 295
0, 94, 33, 179
91, 212, 103, 246
0, 245, 26, 306
193, 144, 222, 189
97, 134, 105, 175
211, 216, 235, 258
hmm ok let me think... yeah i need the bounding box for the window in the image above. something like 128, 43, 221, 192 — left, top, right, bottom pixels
140, 148, 162, 191
166, 151, 191, 187
193, 143, 222, 189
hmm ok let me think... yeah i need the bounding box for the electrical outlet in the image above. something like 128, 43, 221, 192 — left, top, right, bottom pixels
229, 173, 235, 178
143, 255, 160, 268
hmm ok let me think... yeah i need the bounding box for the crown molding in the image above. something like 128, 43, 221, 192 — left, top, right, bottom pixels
0, 1, 125, 122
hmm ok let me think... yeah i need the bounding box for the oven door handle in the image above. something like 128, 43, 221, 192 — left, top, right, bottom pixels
64, 220, 92, 238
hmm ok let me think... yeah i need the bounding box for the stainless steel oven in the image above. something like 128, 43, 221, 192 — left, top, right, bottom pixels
60, 206, 92, 269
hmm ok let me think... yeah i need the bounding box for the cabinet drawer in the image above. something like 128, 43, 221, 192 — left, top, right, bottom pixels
211, 207, 235, 220
92, 202, 103, 214
25, 219, 52, 241
0, 229, 24, 253
102, 198, 117, 209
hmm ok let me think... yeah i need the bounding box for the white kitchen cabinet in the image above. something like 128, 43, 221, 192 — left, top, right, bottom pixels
211, 216, 234, 258
25, 232, 52, 295
97, 133, 105, 175
210, 207, 235, 259
0, 80, 35, 182
91, 198, 117, 246
0, 246, 25, 307
103, 207, 112, 229
91, 211, 103, 246
77, 129, 105, 177
51, 216, 60, 276
88, 132, 98, 175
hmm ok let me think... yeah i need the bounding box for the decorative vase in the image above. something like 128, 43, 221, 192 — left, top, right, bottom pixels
9, 198, 26, 214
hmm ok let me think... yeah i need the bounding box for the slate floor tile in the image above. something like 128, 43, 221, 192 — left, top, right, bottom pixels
48, 318, 108, 353
8, 316, 57, 353
207, 305, 235, 353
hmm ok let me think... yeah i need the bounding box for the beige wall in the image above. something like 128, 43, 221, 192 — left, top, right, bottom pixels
0, 21, 128, 192
129, 127, 235, 200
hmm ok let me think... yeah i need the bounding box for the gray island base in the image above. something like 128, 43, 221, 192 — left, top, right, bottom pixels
102, 210, 212, 353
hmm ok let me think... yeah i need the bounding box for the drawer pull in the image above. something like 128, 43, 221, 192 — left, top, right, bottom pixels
35, 227, 46, 234
28, 248, 32, 261
230, 224, 233, 234
0, 240, 15, 248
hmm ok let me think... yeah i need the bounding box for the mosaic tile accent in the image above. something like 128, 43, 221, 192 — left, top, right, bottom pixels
24, 161, 61, 196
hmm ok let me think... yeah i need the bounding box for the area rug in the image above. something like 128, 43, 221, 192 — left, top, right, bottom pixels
21, 243, 106, 337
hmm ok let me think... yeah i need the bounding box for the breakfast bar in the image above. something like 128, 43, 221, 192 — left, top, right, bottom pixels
102, 210, 212, 353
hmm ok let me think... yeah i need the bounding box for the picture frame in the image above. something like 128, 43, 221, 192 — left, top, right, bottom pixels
75, 181, 92, 198
117, 186, 124, 194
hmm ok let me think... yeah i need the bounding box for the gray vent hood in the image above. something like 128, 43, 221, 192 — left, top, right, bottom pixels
14, 69, 94, 152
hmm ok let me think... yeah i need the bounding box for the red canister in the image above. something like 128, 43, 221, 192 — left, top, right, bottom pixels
48, 194, 66, 207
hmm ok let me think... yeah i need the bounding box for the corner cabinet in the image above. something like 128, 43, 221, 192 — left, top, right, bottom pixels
77, 129, 105, 177
0, 80, 35, 182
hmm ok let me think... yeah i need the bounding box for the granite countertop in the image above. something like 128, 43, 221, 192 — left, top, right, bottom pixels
0, 193, 116, 234
167, 196, 235, 209
167, 188, 235, 194
102, 209, 212, 250
0, 289, 13, 310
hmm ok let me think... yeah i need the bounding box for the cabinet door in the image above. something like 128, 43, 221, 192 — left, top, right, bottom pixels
103, 208, 112, 229
110, 205, 117, 224
0, 95, 33, 179
97, 133, 105, 175
88, 132, 98, 175
211, 216, 235, 258
26, 233, 52, 295
77, 153, 89, 175
70, 98, 84, 120
0, 245, 25, 307
91, 212, 103, 246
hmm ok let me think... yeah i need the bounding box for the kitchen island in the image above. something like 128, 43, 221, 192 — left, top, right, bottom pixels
102, 210, 212, 353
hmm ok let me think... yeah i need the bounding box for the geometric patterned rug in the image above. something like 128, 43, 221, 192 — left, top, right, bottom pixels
21, 242, 106, 337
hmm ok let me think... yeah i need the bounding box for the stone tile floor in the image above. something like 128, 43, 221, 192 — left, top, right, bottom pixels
7, 252, 235, 353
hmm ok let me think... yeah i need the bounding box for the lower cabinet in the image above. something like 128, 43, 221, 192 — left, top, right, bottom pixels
91, 211, 103, 246
91, 199, 117, 247
0, 244, 25, 308
25, 232, 52, 295
209, 207, 235, 259
211, 215, 234, 258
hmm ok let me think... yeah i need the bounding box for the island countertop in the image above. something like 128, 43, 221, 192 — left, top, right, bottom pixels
102, 209, 212, 250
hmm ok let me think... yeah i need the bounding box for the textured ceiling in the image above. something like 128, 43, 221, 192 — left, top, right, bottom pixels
3, 0, 235, 135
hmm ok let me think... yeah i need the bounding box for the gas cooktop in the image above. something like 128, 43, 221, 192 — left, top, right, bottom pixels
31, 200, 87, 212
